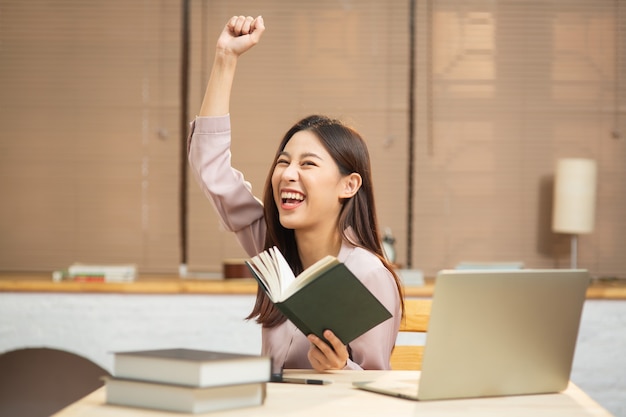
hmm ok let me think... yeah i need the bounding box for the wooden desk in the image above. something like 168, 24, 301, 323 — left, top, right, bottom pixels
52, 370, 614, 417
2, 273, 625, 415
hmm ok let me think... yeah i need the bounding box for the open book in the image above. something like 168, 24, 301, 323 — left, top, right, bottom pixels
245, 247, 392, 345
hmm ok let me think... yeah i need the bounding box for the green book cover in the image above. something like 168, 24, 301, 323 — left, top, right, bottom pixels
246, 248, 392, 345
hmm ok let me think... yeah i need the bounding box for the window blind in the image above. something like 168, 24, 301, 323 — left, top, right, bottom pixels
412, 0, 626, 277
185, 0, 411, 272
1, 0, 622, 278
0, 0, 181, 272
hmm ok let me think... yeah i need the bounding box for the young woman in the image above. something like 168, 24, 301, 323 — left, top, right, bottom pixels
188, 15, 403, 371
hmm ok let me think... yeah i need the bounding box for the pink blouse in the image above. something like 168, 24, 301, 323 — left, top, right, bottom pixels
188, 115, 401, 370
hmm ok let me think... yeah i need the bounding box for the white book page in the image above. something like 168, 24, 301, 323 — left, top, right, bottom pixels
250, 253, 279, 300
251, 248, 338, 302
270, 247, 296, 299
246, 261, 269, 293
258, 251, 275, 278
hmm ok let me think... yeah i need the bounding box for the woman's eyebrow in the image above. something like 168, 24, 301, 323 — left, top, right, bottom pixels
300, 152, 323, 160
277, 151, 324, 160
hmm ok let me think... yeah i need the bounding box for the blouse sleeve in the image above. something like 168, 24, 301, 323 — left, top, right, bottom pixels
187, 115, 266, 257
342, 261, 402, 370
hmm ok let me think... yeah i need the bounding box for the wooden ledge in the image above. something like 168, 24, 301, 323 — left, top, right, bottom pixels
0, 273, 624, 299
585, 278, 626, 300
0, 273, 259, 295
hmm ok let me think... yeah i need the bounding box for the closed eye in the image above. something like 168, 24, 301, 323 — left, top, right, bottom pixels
301, 160, 318, 167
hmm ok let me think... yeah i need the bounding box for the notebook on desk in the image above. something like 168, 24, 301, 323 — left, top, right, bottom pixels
354, 269, 590, 401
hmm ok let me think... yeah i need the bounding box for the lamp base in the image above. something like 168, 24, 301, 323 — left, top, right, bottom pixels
570, 234, 578, 269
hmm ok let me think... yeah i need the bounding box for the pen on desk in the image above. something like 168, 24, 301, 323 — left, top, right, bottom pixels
281, 377, 331, 385
271, 375, 331, 385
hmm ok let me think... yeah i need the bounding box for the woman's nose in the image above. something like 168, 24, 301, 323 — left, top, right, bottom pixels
281, 163, 298, 181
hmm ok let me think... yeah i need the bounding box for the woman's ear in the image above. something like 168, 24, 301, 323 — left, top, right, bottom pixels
339, 173, 362, 199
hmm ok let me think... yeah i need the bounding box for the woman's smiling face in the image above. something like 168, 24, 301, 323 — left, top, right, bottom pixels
271, 130, 347, 232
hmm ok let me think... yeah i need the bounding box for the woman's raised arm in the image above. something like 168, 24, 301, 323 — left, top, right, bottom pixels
199, 15, 265, 117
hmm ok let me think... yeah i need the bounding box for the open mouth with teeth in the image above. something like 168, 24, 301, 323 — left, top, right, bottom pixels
280, 191, 305, 208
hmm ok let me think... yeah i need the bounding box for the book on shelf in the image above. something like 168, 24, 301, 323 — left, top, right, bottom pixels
245, 246, 392, 345
104, 377, 266, 414
113, 348, 272, 388
52, 263, 137, 282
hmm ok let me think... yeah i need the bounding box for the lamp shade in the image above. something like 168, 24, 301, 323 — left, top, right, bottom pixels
552, 158, 597, 234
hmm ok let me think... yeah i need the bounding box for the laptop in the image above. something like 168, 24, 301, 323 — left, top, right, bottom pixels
354, 269, 589, 401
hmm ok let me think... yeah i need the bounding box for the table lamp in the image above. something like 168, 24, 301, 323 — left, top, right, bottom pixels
552, 158, 597, 269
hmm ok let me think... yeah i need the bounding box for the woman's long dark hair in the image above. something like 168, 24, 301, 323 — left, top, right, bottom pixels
247, 115, 404, 326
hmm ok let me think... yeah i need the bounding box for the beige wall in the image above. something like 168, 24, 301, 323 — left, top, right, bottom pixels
1, 0, 624, 278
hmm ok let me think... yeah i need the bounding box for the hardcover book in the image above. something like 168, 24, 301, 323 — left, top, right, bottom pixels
113, 349, 271, 388
246, 246, 392, 344
104, 377, 266, 414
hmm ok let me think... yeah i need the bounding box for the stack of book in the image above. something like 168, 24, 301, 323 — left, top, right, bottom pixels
52, 263, 137, 282
104, 348, 271, 414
